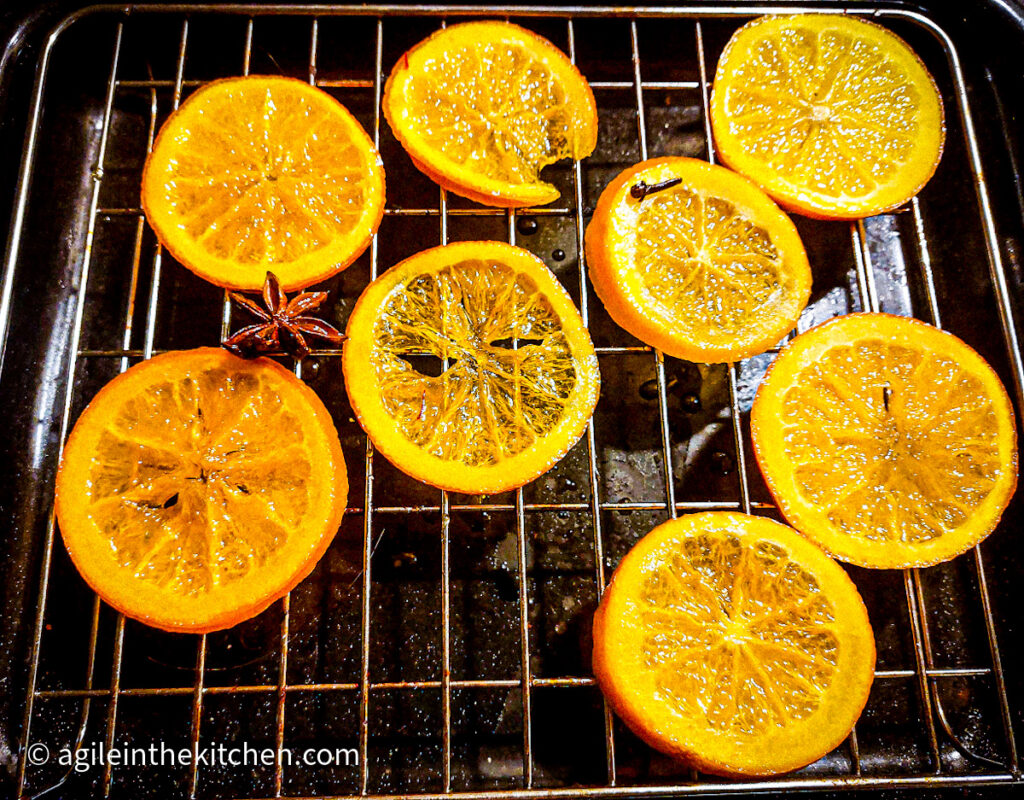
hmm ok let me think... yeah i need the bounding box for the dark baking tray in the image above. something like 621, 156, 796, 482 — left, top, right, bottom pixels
1, 3, 1023, 799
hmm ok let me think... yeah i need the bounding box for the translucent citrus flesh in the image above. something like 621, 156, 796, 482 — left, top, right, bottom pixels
372, 259, 577, 466
403, 40, 579, 187
722, 22, 930, 201
636, 187, 792, 346
640, 531, 839, 737
155, 80, 375, 266
780, 340, 1001, 543
86, 365, 312, 595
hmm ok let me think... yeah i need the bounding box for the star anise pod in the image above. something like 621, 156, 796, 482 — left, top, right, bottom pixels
222, 272, 346, 360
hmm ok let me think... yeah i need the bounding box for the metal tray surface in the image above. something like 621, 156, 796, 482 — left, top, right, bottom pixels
1, 4, 1023, 799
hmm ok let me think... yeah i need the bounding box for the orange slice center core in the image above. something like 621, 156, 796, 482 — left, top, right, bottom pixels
724, 27, 922, 197
635, 186, 788, 339
163, 84, 373, 265
405, 41, 579, 186
640, 533, 839, 736
371, 259, 578, 466
86, 367, 312, 595
780, 339, 1002, 543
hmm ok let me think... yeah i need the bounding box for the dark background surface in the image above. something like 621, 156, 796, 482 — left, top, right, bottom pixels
1, 1, 1024, 798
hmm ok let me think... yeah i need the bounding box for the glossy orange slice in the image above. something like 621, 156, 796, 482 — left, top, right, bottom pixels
142, 76, 385, 291
593, 511, 875, 776
752, 314, 1018, 568
383, 21, 597, 207
342, 241, 599, 494
586, 157, 811, 363
55, 348, 348, 632
711, 15, 944, 219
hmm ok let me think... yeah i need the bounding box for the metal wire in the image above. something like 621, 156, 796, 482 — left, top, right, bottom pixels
358, 19, 385, 795
691, 19, 754, 521
566, 18, 617, 786
29, 665, 999, 701
6, 4, 1022, 799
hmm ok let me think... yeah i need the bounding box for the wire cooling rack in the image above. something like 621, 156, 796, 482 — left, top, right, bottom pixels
4, 4, 1022, 799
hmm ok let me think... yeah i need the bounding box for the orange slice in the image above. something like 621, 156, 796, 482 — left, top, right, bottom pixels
585, 157, 811, 363
593, 511, 875, 776
342, 241, 599, 494
711, 14, 945, 219
752, 314, 1018, 568
142, 76, 385, 291
55, 348, 348, 632
383, 21, 597, 207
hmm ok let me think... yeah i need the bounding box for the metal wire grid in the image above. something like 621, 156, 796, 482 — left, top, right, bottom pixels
3, 4, 1022, 798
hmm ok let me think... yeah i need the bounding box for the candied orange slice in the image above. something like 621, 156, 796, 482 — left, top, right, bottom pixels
711, 15, 944, 219
593, 512, 875, 776
55, 348, 348, 632
585, 157, 811, 363
752, 314, 1018, 568
383, 21, 597, 207
342, 241, 599, 494
142, 76, 385, 291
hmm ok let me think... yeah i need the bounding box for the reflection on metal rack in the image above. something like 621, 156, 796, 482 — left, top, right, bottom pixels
5, 4, 1021, 799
